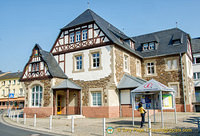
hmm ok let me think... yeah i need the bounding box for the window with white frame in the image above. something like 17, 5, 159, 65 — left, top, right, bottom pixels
143, 43, 148, 50
13, 80, 16, 85
76, 55, 82, 70
194, 72, 200, 79
19, 88, 23, 96
147, 62, 155, 75
2, 81, 5, 86
149, 42, 155, 50
76, 31, 81, 42
92, 52, 100, 68
124, 54, 129, 72
193, 57, 200, 64
82, 29, 87, 40
136, 60, 141, 76
9, 80, 11, 85
2, 90, 5, 96
70, 33, 75, 43
12, 89, 15, 95
31, 85, 42, 107
143, 42, 156, 51
166, 59, 178, 70
169, 83, 180, 97
17, 80, 20, 85
92, 92, 102, 106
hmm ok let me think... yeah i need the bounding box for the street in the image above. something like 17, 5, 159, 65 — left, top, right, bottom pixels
0, 111, 55, 136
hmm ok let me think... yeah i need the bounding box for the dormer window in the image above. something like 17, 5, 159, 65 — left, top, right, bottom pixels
142, 42, 156, 51
172, 39, 181, 45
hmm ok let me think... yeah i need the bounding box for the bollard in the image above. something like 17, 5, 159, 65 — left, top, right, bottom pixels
34, 114, 36, 127
49, 115, 52, 130
13, 111, 15, 121
71, 116, 74, 133
17, 113, 19, 123
24, 113, 26, 125
103, 118, 106, 136
148, 119, 151, 136
198, 118, 200, 136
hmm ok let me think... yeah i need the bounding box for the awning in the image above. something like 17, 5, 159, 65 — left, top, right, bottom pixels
131, 79, 174, 93
117, 74, 146, 89
52, 79, 81, 90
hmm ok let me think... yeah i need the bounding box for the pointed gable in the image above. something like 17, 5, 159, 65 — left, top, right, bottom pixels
20, 44, 67, 81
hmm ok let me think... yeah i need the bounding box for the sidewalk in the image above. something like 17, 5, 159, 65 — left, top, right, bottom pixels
3, 111, 199, 136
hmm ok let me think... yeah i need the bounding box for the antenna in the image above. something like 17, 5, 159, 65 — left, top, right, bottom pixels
87, 1, 90, 9
176, 22, 178, 28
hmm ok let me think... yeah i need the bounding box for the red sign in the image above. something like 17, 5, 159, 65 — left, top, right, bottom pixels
144, 83, 153, 88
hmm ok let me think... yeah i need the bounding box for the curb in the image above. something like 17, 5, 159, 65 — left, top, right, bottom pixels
1, 112, 69, 136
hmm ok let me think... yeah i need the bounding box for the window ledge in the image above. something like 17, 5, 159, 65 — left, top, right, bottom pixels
165, 69, 179, 72
88, 66, 103, 71
72, 69, 85, 73
144, 73, 157, 77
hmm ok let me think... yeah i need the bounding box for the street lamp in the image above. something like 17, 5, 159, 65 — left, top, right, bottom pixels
5, 86, 10, 116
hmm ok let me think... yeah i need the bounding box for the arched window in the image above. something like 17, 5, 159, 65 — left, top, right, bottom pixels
31, 85, 42, 107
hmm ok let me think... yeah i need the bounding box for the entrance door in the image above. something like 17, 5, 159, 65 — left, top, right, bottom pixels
57, 95, 62, 115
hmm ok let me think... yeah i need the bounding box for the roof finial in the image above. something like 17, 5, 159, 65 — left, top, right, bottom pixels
176, 22, 178, 28
87, 1, 90, 9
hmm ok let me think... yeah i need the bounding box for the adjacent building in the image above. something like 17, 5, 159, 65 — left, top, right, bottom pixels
20, 9, 194, 118
192, 37, 200, 111
0, 72, 24, 110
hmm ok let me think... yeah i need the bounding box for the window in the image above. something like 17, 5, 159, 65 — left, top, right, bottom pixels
12, 89, 15, 95
82, 29, 87, 40
34, 49, 38, 56
172, 39, 181, 45
194, 72, 200, 79
92, 52, 100, 68
2, 90, 5, 96
13, 80, 16, 85
76, 31, 81, 42
147, 62, 155, 75
166, 59, 178, 70
19, 88, 23, 96
76, 55, 82, 70
143, 42, 156, 51
136, 60, 141, 76
10, 101, 13, 105
120, 90, 131, 104
92, 92, 102, 106
9, 80, 11, 85
143, 43, 148, 50
31, 85, 42, 107
17, 80, 20, 85
2, 81, 5, 86
124, 54, 129, 72
169, 83, 180, 97
194, 57, 200, 64
70, 33, 75, 43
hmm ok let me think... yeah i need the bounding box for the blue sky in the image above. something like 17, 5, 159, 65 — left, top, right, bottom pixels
0, 0, 199, 72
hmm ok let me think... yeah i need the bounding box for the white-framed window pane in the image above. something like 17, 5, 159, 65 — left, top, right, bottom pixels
32, 85, 42, 107
70, 33, 75, 43
149, 42, 155, 50
124, 55, 128, 70
196, 57, 200, 64
147, 62, 154, 74
194, 73, 197, 79
167, 60, 172, 69
143, 43, 148, 50
92, 92, 102, 106
172, 59, 178, 69
197, 73, 200, 79
92, 53, 100, 68
82, 29, 87, 40
76, 55, 82, 70
76, 31, 81, 42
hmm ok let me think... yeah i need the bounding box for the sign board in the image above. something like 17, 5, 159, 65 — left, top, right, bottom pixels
162, 94, 173, 109
9, 93, 14, 98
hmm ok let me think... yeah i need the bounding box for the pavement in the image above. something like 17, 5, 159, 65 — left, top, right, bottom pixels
2, 110, 200, 136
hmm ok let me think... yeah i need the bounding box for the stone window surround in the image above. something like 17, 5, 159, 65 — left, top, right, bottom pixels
168, 82, 180, 98
89, 88, 103, 107
28, 81, 44, 107
123, 52, 130, 73
88, 49, 103, 71
164, 57, 179, 71
144, 60, 157, 77
72, 52, 85, 73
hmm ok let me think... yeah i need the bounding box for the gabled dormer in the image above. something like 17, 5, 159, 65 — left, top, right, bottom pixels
20, 44, 67, 81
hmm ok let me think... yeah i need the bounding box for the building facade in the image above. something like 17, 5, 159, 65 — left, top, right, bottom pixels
20, 9, 194, 118
0, 72, 24, 110
192, 38, 200, 111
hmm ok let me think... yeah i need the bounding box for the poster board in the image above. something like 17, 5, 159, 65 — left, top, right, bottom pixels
162, 94, 173, 109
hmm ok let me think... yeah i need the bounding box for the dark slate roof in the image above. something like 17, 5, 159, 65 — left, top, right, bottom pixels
132, 28, 189, 58
0, 72, 22, 80
117, 74, 146, 89
191, 38, 200, 53
35, 44, 67, 79
52, 79, 81, 90
61, 9, 142, 58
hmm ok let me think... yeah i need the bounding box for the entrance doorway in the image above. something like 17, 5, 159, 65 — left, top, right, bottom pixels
57, 95, 62, 115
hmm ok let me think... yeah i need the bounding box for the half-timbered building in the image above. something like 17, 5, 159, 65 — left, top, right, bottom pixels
20, 9, 194, 118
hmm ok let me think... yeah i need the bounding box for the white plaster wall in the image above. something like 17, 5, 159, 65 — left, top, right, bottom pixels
65, 45, 112, 81
108, 89, 119, 106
